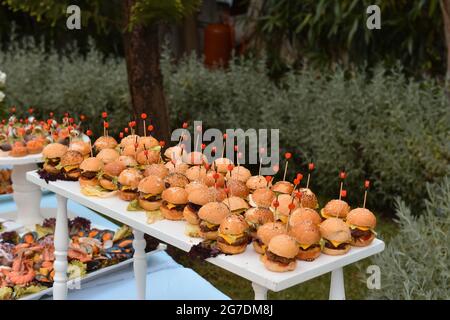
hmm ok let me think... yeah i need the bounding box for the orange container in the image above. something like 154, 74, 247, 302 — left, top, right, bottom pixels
204, 23, 232, 68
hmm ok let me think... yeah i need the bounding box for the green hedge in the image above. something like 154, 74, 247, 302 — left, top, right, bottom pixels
1, 42, 449, 213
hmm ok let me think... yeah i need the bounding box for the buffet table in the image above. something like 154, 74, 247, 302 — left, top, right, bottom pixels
0, 154, 45, 226
27, 171, 385, 300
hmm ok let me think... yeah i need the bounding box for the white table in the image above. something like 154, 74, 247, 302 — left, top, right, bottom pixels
0, 154, 45, 226
27, 170, 385, 300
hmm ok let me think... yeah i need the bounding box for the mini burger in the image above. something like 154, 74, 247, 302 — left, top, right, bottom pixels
225, 166, 251, 183
244, 207, 274, 238
98, 161, 125, 191
298, 188, 319, 209
185, 166, 207, 182
271, 181, 294, 195
207, 187, 227, 202
319, 217, 351, 255
138, 136, 159, 150
59, 150, 84, 180
161, 187, 188, 220
289, 222, 321, 261
197, 202, 229, 240
137, 175, 165, 211
69, 141, 91, 158
42, 143, 68, 174
119, 134, 140, 148
270, 194, 299, 224
79, 157, 103, 187
117, 168, 143, 201
163, 172, 189, 189
204, 171, 225, 188
94, 136, 118, 152
117, 155, 138, 168
320, 199, 350, 220
262, 234, 298, 272
223, 196, 249, 215
213, 157, 233, 174
96, 148, 120, 164
136, 149, 159, 165
246, 175, 268, 192
164, 161, 189, 174
217, 215, 250, 255
185, 181, 208, 194
248, 188, 275, 208
252, 222, 286, 254
143, 163, 169, 179
183, 189, 213, 237
346, 208, 377, 247
163, 146, 182, 163
289, 207, 322, 226
121, 144, 139, 158
182, 151, 207, 166
225, 179, 249, 199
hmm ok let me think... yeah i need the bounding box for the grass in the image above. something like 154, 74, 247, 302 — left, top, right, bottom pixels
166, 214, 397, 300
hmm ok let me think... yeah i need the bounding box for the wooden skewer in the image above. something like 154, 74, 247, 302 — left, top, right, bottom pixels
339, 181, 344, 200
306, 173, 311, 189
283, 160, 289, 181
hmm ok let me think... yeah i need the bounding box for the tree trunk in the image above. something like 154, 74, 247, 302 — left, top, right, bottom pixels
440, 0, 450, 80
122, 0, 171, 142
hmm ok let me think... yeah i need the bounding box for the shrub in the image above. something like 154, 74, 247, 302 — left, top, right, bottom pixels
367, 177, 450, 299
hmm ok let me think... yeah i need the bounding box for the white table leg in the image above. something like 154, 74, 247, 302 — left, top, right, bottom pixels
132, 229, 147, 300
252, 282, 268, 300
11, 163, 43, 226
53, 195, 69, 300
329, 267, 346, 300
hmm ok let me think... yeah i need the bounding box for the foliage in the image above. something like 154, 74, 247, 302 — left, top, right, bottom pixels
253, 0, 445, 76
367, 177, 450, 299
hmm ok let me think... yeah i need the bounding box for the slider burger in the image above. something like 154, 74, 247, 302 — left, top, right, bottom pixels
226, 179, 249, 199
185, 181, 208, 194
248, 188, 275, 208
246, 175, 268, 192
182, 151, 207, 166
217, 214, 250, 255
184, 189, 213, 237
320, 199, 350, 220
289, 207, 322, 226
98, 161, 126, 191
118, 155, 138, 168
346, 208, 377, 247
42, 143, 68, 174
223, 196, 249, 215
262, 234, 298, 272
225, 166, 251, 183
270, 194, 299, 224
117, 168, 143, 201
94, 136, 118, 152
164, 172, 189, 189
213, 157, 233, 174
197, 202, 229, 240
207, 186, 227, 202
79, 157, 104, 187
137, 175, 165, 211
164, 161, 189, 174
96, 148, 120, 164
69, 141, 91, 158
136, 149, 159, 165
185, 166, 207, 182
244, 207, 274, 238
252, 221, 286, 254
297, 188, 319, 209
121, 144, 139, 158
319, 217, 351, 255
289, 222, 321, 261
143, 163, 169, 179
271, 181, 294, 195
161, 187, 188, 220
138, 136, 159, 149
163, 146, 182, 163
204, 171, 225, 188
119, 134, 140, 148
59, 150, 84, 180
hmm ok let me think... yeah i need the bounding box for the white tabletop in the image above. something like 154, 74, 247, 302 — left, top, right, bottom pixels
27, 170, 385, 292
0, 153, 43, 165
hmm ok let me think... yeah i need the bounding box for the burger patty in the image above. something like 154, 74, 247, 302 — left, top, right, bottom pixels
187, 202, 202, 212
266, 250, 295, 265
199, 221, 220, 232
217, 235, 248, 246
351, 228, 372, 239
81, 171, 97, 179
139, 193, 161, 202
62, 167, 81, 174
299, 243, 320, 251
46, 158, 60, 166
162, 201, 186, 211
324, 240, 348, 250
253, 238, 264, 246
101, 174, 114, 181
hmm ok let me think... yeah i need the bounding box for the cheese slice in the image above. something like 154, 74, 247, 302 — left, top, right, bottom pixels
166, 203, 177, 209
142, 193, 157, 199
329, 240, 343, 247
299, 243, 312, 250
63, 164, 79, 171
204, 221, 218, 228
348, 224, 370, 231
218, 233, 244, 244
320, 209, 334, 219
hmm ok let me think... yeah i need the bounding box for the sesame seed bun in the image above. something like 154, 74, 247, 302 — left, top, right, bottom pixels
346, 208, 377, 229
289, 207, 322, 226
245, 208, 274, 227
207, 187, 227, 202
143, 163, 169, 179
96, 148, 120, 164
161, 187, 188, 204
60, 150, 84, 167
182, 151, 207, 166
138, 175, 165, 195
80, 157, 103, 172
289, 222, 321, 245
118, 168, 143, 189
298, 188, 319, 209
268, 234, 299, 259
271, 194, 299, 216
319, 217, 351, 243
119, 134, 140, 148
121, 144, 139, 158
43, 143, 68, 159
188, 188, 213, 205
271, 181, 294, 194
219, 214, 249, 235
136, 149, 159, 165
94, 136, 118, 151
253, 222, 286, 254
225, 166, 251, 183
138, 136, 159, 150
321, 199, 350, 219
198, 202, 229, 225
204, 171, 225, 188
185, 181, 208, 194
248, 188, 275, 208
246, 175, 268, 191
213, 157, 233, 174
223, 196, 249, 214
163, 146, 183, 162
117, 155, 138, 168
164, 161, 189, 174
164, 172, 189, 188
226, 179, 249, 198
103, 160, 126, 176
69, 141, 91, 156
185, 166, 207, 182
